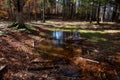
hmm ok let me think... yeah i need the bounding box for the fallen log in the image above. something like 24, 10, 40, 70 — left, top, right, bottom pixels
28, 66, 59, 71
84, 58, 99, 63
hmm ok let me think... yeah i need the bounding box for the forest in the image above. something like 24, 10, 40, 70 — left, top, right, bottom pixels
0, 0, 120, 80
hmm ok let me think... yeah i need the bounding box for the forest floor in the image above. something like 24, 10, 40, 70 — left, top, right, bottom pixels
0, 20, 120, 80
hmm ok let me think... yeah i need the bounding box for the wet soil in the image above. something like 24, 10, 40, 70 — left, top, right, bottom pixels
0, 23, 120, 80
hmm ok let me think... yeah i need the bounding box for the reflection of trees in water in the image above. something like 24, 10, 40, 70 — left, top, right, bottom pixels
52, 30, 63, 47
52, 30, 81, 47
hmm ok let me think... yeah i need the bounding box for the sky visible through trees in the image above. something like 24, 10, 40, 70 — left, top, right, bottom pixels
0, 0, 119, 23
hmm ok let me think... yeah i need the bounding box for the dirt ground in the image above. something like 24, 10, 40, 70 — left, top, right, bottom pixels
0, 20, 120, 80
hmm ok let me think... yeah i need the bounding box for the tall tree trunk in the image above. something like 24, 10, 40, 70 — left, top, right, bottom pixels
42, 0, 45, 23
90, 1, 94, 23
16, 12, 24, 25
34, 0, 37, 21
112, 5, 118, 22
8, 0, 13, 21
56, 0, 57, 14
70, 1, 76, 19
85, 9, 88, 21
103, 2, 106, 22
62, 0, 65, 20
28, 2, 31, 21
26, 1, 31, 21
9, 0, 26, 29
97, 2, 100, 24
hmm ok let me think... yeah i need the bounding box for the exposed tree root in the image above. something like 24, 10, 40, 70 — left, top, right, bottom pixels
8, 22, 27, 29
8, 22, 39, 35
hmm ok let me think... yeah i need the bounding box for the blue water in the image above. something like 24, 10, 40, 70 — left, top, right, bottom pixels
52, 30, 81, 47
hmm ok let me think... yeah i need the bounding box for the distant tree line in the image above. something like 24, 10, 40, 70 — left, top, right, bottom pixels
0, 0, 120, 26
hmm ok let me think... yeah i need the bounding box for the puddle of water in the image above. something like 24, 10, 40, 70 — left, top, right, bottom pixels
52, 30, 81, 47
35, 30, 82, 79
34, 30, 119, 80
35, 30, 82, 59
52, 30, 63, 47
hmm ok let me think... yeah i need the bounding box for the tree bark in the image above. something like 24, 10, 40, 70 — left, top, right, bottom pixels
90, 1, 94, 23
8, 0, 13, 21
97, 2, 100, 24
27, 1, 31, 21
42, 0, 45, 23
9, 0, 26, 29
62, 0, 65, 20
112, 5, 118, 22
16, 12, 24, 25
34, 0, 37, 22
103, 3, 106, 22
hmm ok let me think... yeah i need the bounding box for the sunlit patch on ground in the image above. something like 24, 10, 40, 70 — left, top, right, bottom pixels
0, 21, 119, 80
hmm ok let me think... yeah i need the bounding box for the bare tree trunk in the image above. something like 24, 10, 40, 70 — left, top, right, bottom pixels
42, 0, 45, 23
25, 1, 30, 21
8, 0, 13, 21
9, 0, 26, 29
28, 2, 31, 22
62, 0, 65, 20
112, 5, 118, 22
34, 0, 37, 22
90, 1, 94, 23
85, 9, 88, 21
97, 2, 100, 24
103, 3, 106, 22
16, 12, 24, 25
56, 0, 57, 14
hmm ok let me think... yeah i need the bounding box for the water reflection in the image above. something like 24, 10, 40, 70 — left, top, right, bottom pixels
36, 30, 82, 79
52, 30, 63, 47
73, 32, 81, 40
52, 30, 63, 40
52, 30, 81, 47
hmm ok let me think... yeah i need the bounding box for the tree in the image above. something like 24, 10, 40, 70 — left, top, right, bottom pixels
41, 0, 45, 23
9, 0, 27, 29
112, 0, 120, 22
97, 1, 100, 24
62, 0, 66, 20
8, 0, 13, 21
